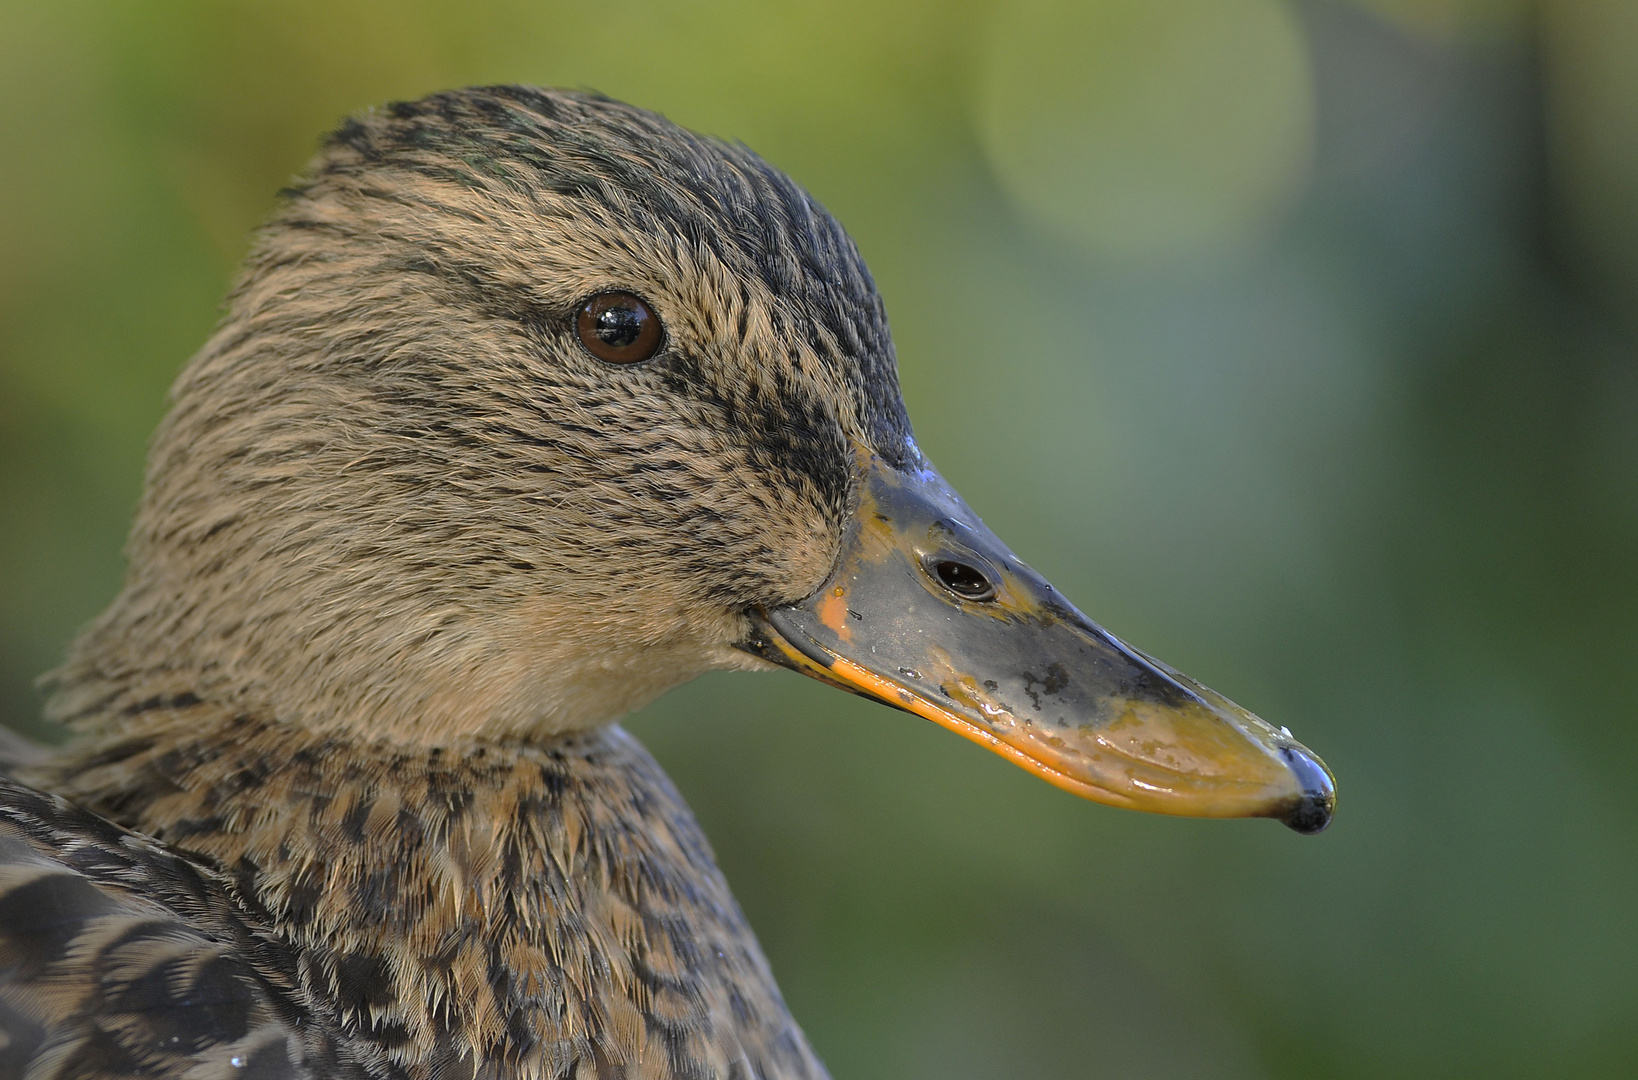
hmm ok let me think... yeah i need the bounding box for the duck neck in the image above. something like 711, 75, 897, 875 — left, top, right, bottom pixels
36, 709, 826, 1080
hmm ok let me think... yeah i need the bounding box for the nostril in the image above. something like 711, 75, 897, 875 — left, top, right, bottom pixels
932, 559, 998, 602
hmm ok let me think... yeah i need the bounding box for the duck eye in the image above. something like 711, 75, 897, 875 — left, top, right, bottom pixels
576, 291, 662, 364
931, 559, 998, 602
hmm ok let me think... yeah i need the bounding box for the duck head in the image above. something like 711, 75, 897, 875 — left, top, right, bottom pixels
57, 87, 1332, 833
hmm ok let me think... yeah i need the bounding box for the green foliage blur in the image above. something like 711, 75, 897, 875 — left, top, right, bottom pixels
3, 1, 1635, 1076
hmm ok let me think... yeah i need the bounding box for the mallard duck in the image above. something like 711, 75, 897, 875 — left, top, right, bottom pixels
0, 87, 1334, 1080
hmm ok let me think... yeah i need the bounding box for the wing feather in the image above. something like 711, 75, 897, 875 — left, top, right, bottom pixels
0, 778, 377, 1080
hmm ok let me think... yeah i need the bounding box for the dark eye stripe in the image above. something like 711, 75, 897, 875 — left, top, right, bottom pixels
576, 291, 663, 364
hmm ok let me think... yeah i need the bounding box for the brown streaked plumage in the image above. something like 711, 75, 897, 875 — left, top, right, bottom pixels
2, 85, 1334, 1080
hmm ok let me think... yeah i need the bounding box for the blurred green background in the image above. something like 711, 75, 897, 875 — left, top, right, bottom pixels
3, 0, 1636, 1076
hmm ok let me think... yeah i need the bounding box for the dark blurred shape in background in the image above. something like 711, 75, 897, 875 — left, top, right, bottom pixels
2, 2, 1634, 1077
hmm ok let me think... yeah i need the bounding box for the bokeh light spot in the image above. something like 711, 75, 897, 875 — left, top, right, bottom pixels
976, 0, 1315, 262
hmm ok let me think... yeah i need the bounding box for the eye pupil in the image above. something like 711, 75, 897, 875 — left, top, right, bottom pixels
594, 304, 643, 348
576, 291, 662, 363
933, 559, 996, 601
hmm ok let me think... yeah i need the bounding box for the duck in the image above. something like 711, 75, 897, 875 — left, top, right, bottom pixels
0, 86, 1334, 1080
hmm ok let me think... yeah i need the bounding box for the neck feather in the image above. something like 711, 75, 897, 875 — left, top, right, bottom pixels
33, 708, 825, 1080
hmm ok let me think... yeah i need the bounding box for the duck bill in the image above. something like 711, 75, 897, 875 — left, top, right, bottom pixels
741, 453, 1335, 834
